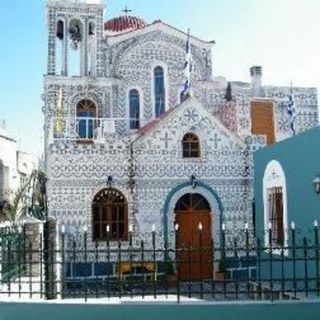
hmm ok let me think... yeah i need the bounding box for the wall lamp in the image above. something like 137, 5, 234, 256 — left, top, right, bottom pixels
190, 175, 197, 189
107, 176, 113, 188
312, 176, 320, 196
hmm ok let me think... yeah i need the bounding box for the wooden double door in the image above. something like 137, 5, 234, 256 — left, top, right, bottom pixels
175, 193, 213, 280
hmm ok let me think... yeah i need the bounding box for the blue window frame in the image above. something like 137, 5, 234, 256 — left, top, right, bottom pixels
77, 99, 96, 140
78, 111, 95, 139
154, 66, 165, 117
129, 89, 140, 130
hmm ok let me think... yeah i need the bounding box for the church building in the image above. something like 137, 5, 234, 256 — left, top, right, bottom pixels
43, 0, 318, 276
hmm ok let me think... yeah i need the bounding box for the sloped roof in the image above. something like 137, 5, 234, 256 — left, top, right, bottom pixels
107, 19, 215, 49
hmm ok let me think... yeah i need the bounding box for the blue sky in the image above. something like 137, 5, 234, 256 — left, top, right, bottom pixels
0, 0, 319, 158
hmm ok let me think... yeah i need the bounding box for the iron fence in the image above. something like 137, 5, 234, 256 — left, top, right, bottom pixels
0, 228, 27, 283
0, 226, 319, 303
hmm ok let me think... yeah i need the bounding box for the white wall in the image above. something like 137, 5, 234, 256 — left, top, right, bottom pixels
0, 131, 36, 201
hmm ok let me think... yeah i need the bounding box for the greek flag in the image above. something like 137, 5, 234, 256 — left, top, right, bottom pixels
287, 88, 296, 136
181, 29, 192, 98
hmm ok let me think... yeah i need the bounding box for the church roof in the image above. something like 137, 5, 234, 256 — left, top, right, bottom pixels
106, 19, 215, 49
105, 15, 147, 35
138, 105, 178, 136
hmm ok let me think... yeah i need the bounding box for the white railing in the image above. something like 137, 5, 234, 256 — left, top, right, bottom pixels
49, 117, 141, 143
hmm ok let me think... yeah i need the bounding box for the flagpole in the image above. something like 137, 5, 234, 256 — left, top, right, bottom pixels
288, 81, 296, 137
187, 28, 192, 97
181, 28, 192, 101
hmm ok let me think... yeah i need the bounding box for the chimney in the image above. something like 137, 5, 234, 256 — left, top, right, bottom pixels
250, 66, 263, 97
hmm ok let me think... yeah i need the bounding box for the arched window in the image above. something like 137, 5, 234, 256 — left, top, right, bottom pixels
263, 160, 288, 249
56, 21, 64, 75
182, 133, 200, 158
129, 89, 140, 129
76, 99, 96, 140
154, 66, 165, 117
92, 188, 128, 241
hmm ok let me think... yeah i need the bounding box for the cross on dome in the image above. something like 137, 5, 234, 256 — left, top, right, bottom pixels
122, 5, 133, 16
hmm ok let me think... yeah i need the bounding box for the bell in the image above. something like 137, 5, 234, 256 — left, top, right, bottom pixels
69, 25, 82, 42
69, 40, 79, 50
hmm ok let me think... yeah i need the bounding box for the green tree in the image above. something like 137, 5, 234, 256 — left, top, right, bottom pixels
1, 170, 46, 224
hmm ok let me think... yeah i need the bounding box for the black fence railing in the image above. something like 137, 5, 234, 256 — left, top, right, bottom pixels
0, 227, 320, 303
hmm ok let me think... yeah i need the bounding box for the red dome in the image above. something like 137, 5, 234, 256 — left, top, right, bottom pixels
105, 15, 147, 34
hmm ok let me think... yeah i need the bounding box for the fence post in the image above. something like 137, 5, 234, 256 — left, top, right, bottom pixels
106, 225, 110, 299
84, 227, 88, 302
314, 221, 319, 296
281, 244, 285, 298
256, 238, 262, 300
199, 222, 204, 300
303, 237, 308, 297
95, 240, 99, 299
175, 223, 180, 304
222, 224, 227, 298
39, 225, 43, 299
61, 226, 65, 300
152, 226, 157, 300
291, 222, 297, 299
129, 226, 133, 299
54, 223, 62, 300
245, 223, 250, 298
28, 240, 33, 299
233, 237, 238, 299
188, 240, 192, 299
141, 240, 145, 300
268, 224, 273, 302
43, 220, 50, 300
8, 236, 11, 297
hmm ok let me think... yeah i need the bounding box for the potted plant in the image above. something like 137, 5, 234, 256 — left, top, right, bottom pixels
215, 256, 227, 281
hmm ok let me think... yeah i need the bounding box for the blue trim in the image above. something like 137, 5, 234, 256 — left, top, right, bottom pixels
162, 181, 224, 243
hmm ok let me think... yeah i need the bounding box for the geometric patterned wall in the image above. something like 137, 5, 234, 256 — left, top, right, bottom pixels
44, 0, 318, 248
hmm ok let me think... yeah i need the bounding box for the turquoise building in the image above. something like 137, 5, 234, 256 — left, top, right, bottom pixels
254, 126, 320, 295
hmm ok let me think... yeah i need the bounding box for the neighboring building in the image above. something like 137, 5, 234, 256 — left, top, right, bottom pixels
254, 126, 320, 243
0, 121, 35, 206
254, 126, 320, 288
43, 0, 318, 277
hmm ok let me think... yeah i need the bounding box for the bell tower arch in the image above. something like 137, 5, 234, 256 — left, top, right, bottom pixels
46, 0, 105, 77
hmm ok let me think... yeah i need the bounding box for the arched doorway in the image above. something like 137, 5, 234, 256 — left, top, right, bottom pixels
175, 193, 213, 280
92, 188, 128, 241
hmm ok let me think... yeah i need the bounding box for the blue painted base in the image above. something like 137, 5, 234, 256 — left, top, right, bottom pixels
1, 301, 320, 320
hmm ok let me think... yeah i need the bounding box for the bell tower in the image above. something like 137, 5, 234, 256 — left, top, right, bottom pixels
46, 0, 105, 77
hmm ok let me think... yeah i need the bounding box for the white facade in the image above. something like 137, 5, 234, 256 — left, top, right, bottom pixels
0, 122, 35, 203
43, 0, 318, 247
